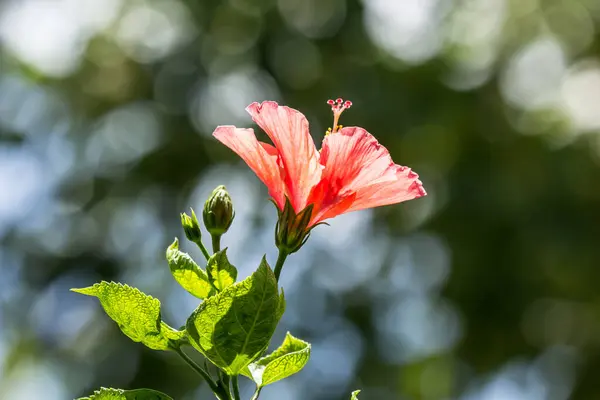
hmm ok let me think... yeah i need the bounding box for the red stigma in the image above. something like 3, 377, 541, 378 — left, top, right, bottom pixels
327, 98, 353, 113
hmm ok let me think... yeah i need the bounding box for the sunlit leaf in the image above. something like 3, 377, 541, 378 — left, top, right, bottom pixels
247, 332, 310, 387
351, 390, 361, 399
206, 248, 237, 291
186, 257, 281, 375
166, 238, 214, 299
71, 282, 183, 351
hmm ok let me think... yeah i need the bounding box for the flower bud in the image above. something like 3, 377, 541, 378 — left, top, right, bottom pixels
203, 185, 235, 236
181, 208, 201, 243
275, 199, 314, 254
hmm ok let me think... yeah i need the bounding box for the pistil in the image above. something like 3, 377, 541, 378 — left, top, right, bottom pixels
326, 98, 352, 134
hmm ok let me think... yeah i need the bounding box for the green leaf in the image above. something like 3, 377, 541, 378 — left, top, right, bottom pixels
240, 289, 284, 381
71, 282, 183, 351
186, 257, 281, 375
247, 332, 310, 387
166, 238, 214, 299
77, 387, 173, 399
277, 288, 286, 320
240, 289, 285, 381
206, 249, 238, 291
351, 390, 361, 399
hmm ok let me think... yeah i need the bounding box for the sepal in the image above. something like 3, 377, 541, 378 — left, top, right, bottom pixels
275, 198, 314, 254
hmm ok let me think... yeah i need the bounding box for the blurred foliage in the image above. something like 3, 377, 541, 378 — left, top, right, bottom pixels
1, 0, 600, 399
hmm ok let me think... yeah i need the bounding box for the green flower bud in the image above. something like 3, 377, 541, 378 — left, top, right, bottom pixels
275, 198, 314, 254
203, 185, 235, 236
181, 208, 201, 243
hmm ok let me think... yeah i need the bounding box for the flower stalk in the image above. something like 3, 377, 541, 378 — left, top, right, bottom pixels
274, 248, 288, 282
212, 234, 221, 253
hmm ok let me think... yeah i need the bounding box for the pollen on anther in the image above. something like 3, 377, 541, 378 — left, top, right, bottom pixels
344, 100, 352, 108
327, 99, 335, 106
336, 98, 343, 104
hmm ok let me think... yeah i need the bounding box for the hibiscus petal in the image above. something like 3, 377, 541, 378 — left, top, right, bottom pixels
309, 127, 425, 223
346, 165, 426, 213
213, 125, 286, 209
246, 101, 321, 212
321, 127, 397, 190
309, 127, 395, 218
309, 192, 356, 226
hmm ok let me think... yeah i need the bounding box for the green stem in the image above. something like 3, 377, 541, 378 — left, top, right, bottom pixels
219, 371, 230, 397
174, 347, 229, 400
231, 375, 241, 400
212, 234, 222, 253
194, 239, 211, 261
273, 248, 289, 282
250, 387, 262, 400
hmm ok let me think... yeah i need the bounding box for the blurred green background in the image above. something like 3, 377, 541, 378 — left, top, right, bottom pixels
1, 0, 600, 399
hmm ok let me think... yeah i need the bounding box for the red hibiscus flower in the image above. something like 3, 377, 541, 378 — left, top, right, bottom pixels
213, 99, 426, 230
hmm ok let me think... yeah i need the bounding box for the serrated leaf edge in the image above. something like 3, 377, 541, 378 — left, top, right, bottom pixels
250, 331, 311, 387
71, 281, 183, 351
166, 238, 214, 299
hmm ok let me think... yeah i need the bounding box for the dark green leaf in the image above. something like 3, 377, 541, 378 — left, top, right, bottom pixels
71, 282, 183, 351
186, 257, 281, 375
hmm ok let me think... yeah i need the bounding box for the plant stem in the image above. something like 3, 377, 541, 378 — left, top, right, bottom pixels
231, 375, 241, 400
250, 387, 262, 400
174, 346, 230, 400
273, 248, 289, 282
212, 234, 222, 253
194, 239, 211, 261
218, 371, 230, 397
